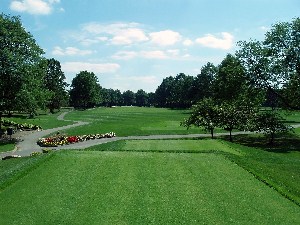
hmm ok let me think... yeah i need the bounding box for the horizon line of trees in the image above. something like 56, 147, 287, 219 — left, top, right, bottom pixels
1, 13, 299, 115
70, 16, 300, 110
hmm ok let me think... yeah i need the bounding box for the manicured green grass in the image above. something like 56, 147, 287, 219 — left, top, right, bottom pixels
0, 154, 52, 190
280, 110, 300, 124
63, 107, 223, 136
0, 139, 299, 224
88, 137, 300, 206
0, 142, 15, 153
1, 107, 300, 224
2, 109, 74, 130
224, 134, 300, 205
85, 139, 241, 155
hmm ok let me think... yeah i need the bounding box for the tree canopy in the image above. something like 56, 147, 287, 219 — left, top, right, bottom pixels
0, 14, 47, 128
69, 71, 101, 109
44, 58, 68, 113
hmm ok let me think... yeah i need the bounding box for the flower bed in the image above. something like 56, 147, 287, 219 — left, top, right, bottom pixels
37, 132, 116, 147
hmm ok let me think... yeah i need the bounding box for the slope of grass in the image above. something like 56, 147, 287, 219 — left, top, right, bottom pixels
0, 150, 299, 225
223, 134, 300, 205
0, 154, 52, 190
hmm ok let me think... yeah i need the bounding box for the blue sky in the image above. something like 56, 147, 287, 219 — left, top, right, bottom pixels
1, 0, 299, 92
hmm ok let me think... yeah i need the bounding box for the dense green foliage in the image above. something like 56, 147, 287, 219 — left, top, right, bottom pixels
181, 98, 220, 138
237, 17, 300, 109
69, 71, 101, 109
44, 58, 68, 113
0, 14, 47, 128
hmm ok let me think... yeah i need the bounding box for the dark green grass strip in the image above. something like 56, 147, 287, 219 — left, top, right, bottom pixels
224, 141, 300, 206
0, 150, 299, 225
0, 154, 53, 190
0, 142, 15, 153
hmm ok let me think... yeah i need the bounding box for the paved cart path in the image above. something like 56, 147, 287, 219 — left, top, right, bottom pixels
1, 111, 300, 158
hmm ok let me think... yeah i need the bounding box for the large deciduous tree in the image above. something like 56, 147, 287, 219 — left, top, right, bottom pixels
0, 14, 47, 129
122, 90, 135, 106
236, 17, 300, 109
264, 18, 300, 81
135, 89, 149, 107
192, 62, 217, 102
154, 76, 174, 108
44, 58, 68, 113
213, 54, 247, 101
69, 71, 101, 109
154, 73, 194, 108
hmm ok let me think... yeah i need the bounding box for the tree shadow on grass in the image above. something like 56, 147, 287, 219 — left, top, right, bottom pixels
284, 120, 300, 124
2, 114, 28, 119
222, 133, 300, 154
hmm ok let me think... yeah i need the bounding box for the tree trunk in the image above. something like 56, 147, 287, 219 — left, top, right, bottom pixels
229, 129, 233, 142
210, 128, 214, 139
0, 111, 2, 138
269, 132, 275, 145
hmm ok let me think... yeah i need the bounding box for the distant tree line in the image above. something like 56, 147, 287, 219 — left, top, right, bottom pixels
68, 72, 155, 109
1, 13, 299, 114
69, 13, 300, 109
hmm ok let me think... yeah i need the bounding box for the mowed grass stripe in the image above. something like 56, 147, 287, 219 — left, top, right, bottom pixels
84, 139, 241, 155
0, 151, 299, 225
63, 107, 203, 136
121, 139, 241, 155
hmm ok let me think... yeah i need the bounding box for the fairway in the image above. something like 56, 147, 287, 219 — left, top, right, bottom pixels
63, 107, 223, 136
1, 140, 299, 224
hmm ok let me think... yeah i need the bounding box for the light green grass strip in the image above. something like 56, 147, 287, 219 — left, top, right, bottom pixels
0, 151, 299, 225
121, 139, 241, 155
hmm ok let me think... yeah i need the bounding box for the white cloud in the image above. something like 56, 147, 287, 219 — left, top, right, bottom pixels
112, 51, 138, 60
82, 22, 148, 46
79, 37, 108, 46
48, 0, 60, 3
140, 50, 169, 59
112, 49, 184, 60
183, 39, 193, 46
111, 28, 149, 45
10, 0, 59, 15
109, 75, 160, 92
183, 54, 191, 58
195, 32, 234, 50
167, 49, 180, 57
260, 26, 269, 31
52, 46, 93, 56
61, 62, 120, 73
130, 76, 159, 87
149, 30, 182, 46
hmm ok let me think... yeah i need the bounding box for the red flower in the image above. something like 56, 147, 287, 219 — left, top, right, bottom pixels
67, 136, 78, 143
